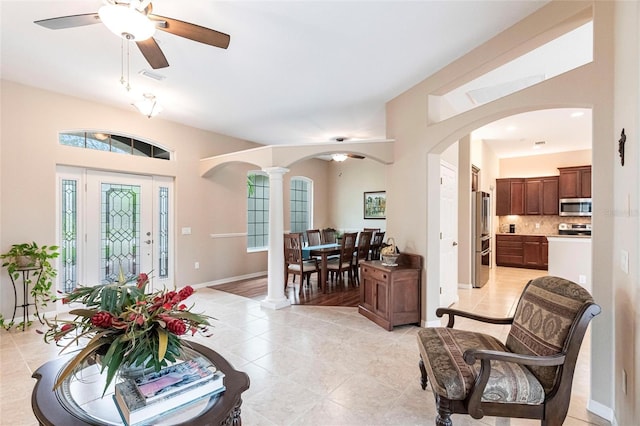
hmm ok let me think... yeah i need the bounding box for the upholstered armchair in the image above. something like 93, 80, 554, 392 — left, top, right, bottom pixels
417, 276, 600, 426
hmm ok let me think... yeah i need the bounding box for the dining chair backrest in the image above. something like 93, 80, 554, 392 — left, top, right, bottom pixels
339, 232, 358, 263
306, 229, 321, 246
321, 228, 337, 244
369, 231, 386, 260
355, 231, 373, 262
284, 233, 304, 266
363, 227, 380, 234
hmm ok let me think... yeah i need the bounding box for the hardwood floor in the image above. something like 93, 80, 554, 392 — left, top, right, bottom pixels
210, 273, 360, 307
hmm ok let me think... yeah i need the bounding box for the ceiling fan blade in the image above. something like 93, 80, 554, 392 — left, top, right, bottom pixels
347, 154, 366, 159
149, 14, 230, 49
34, 13, 101, 30
136, 38, 169, 69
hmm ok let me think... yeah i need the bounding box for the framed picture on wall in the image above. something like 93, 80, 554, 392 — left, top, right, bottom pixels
364, 191, 386, 219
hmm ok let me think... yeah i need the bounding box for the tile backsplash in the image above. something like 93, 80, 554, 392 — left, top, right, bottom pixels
496, 215, 590, 235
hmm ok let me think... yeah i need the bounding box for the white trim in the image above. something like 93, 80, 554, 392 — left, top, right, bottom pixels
199, 271, 267, 288
209, 233, 247, 239
458, 283, 473, 289
424, 319, 442, 328
587, 399, 614, 423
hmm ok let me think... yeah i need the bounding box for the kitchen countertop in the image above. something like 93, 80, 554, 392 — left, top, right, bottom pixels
496, 233, 591, 239
547, 235, 592, 239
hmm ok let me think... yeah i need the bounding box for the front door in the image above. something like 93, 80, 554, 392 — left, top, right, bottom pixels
57, 167, 173, 294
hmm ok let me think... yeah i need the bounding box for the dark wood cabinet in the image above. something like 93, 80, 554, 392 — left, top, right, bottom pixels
500, 176, 558, 216
496, 178, 525, 216
558, 166, 591, 198
359, 253, 422, 331
496, 234, 524, 267
497, 234, 547, 270
542, 176, 559, 215
525, 176, 559, 215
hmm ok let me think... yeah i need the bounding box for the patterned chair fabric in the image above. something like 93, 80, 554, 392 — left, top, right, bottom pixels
505, 276, 595, 392
416, 275, 601, 425
417, 328, 545, 404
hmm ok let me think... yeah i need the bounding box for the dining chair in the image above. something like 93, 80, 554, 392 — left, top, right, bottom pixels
326, 232, 357, 287
284, 233, 319, 295
321, 228, 337, 244
306, 229, 322, 246
363, 227, 380, 234
352, 231, 372, 286
368, 231, 385, 260
417, 276, 600, 426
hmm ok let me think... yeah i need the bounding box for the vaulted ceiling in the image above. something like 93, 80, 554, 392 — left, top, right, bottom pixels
1, 0, 591, 157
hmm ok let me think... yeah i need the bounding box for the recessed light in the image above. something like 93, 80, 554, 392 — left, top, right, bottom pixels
570, 111, 585, 118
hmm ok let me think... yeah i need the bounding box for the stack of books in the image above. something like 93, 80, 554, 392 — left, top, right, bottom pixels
113, 356, 225, 426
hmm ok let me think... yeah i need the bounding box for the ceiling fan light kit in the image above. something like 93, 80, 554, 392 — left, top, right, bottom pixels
133, 93, 162, 118
98, 3, 155, 41
332, 153, 348, 162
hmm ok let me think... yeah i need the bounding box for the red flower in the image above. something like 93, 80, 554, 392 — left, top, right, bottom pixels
128, 313, 145, 326
90, 311, 114, 328
61, 323, 75, 332
178, 286, 194, 301
61, 298, 70, 304
164, 317, 187, 335
178, 304, 187, 311
136, 273, 149, 289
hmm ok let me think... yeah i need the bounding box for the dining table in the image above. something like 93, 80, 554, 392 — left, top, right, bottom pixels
302, 243, 340, 293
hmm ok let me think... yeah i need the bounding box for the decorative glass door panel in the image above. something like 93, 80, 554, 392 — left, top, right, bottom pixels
58, 168, 174, 296
86, 171, 154, 288
101, 183, 142, 281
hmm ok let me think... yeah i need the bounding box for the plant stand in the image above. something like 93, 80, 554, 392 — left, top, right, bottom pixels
8, 265, 44, 331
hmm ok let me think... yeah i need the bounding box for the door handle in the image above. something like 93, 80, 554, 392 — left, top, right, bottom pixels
452, 241, 458, 247
144, 240, 153, 245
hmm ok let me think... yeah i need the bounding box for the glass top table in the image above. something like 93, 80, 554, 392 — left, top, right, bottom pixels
31, 341, 249, 426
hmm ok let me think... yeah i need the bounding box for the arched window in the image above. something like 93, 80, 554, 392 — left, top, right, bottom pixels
290, 177, 312, 233
59, 131, 171, 160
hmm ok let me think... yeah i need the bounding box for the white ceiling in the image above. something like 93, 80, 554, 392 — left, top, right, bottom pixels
0, 0, 591, 157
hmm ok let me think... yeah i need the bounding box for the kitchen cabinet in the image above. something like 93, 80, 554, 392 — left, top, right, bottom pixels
496, 178, 525, 216
495, 234, 524, 266
523, 236, 548, 269
499, 176, 558, 216
496, 234, 548, 269
558, 166, 591, 198
358, 253, 422, 331
525, 176, 559, 215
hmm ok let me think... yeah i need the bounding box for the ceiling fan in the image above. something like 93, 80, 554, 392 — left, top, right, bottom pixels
330, 137, 365, 161
34, 0, 230, 69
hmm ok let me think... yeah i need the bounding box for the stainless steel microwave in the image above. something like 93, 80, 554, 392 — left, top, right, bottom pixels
559, 198, 592, 217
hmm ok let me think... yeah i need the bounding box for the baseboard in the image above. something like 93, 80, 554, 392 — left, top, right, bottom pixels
194, 271, 267, 289
458, 283, 473, 290
587, 399, 614, 423
423, 319, 441, 328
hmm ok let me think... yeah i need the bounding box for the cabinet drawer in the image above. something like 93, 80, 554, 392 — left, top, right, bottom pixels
361, 266, 389, 282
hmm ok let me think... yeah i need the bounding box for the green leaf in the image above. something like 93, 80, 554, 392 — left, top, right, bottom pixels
54, 336, 106, 390
157, 328, 168, 361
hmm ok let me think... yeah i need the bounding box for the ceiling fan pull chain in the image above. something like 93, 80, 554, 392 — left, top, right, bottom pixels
120, 38, 125, 87
126, 40, 131, 91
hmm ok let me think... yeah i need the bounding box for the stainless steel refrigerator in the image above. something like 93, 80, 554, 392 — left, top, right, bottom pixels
472, 191, 491, 288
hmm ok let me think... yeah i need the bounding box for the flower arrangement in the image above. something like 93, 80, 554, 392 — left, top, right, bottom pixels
42, 270, 213, 395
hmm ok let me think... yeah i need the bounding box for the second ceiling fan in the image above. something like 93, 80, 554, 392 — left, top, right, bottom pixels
34, 0, 230, 69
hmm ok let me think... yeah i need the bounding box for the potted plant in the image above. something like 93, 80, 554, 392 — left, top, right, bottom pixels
1, 242, 60, 327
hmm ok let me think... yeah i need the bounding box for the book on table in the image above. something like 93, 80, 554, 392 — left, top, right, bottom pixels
113, 359, 225, 426
133, 356, 217, 402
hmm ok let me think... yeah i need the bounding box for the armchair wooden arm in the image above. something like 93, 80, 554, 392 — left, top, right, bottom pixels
463, 349, 567, 419
436, 307, 514, 328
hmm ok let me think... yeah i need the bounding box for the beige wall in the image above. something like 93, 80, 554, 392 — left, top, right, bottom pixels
327, 159, 387, 233
612, 1, 639, 423
0, 81, 332, 316
499, 149, 592, 177
387, 0, 622, 420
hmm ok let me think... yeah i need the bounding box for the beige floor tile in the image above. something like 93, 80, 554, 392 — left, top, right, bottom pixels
0, 266, 607, 425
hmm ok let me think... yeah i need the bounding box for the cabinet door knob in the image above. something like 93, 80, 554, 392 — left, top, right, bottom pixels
452, 241, 458, 247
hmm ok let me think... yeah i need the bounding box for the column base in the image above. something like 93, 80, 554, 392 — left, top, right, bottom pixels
260, 297, 291, 310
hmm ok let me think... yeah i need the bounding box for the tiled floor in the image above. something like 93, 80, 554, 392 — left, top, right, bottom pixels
0, 266, 609, 425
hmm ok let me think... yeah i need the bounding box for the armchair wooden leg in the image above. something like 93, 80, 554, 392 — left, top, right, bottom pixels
419, 356, 428, 390
435, 396, 453, 426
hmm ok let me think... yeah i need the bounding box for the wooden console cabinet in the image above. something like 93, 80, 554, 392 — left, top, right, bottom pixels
358, 253, 422, 331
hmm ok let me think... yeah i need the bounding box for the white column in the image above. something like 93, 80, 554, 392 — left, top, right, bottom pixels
260, 167, 291, 310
